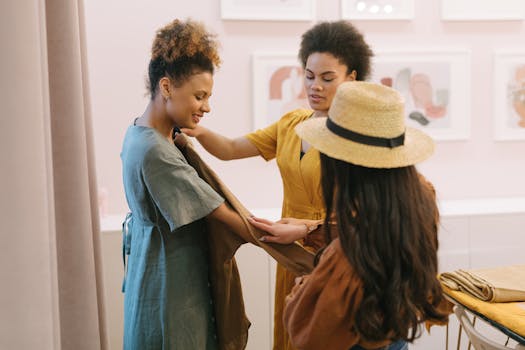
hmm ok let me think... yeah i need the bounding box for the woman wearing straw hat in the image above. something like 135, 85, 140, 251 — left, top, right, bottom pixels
182, 21, 374, 350
248, 81, 451, 350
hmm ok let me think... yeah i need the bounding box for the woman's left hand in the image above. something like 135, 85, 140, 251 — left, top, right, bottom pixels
247, 216, 307, 244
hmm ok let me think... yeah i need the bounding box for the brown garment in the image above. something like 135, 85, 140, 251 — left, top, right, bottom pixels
284, 239, 385, 350
180, 143, 316, 350
273, 229, 327, 350
284, 239, 453, 350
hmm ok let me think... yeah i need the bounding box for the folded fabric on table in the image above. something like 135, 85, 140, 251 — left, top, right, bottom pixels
440, 265, 525, 303
441, 285, 525, 340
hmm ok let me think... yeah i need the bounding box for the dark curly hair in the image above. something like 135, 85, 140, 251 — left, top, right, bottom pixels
299, 21, 373, 81
147, 19, 221, 98
320, 155, 449, 343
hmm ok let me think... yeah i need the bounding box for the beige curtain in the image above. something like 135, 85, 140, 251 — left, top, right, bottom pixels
0, 0, 108, 349
45, 0, 108, 348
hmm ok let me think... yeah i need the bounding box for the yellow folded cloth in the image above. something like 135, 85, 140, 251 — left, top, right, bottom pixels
441, 285, 525, 338
440, 265, 525, 302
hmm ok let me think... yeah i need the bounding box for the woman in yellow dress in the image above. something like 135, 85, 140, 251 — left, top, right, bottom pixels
249, 81, 451, 350
182, 21, 373, 350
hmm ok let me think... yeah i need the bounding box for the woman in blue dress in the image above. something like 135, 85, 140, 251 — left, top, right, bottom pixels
120, 19, 247, 349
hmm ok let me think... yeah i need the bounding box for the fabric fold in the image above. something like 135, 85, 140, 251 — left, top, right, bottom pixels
440, 265, 525, 303
182, 141, 316, 275
179, 141, 316, 350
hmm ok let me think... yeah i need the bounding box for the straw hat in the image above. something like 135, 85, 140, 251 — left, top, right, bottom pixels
295, 81, 435, 168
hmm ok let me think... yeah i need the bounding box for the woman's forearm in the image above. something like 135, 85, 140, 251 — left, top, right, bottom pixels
207, 202, 249, 238
186, 126, 260, 160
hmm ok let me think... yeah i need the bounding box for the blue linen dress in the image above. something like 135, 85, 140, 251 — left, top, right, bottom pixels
121, 125, 224, 350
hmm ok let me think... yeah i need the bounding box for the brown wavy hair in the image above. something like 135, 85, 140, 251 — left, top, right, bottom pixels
147, 18, 221, 98
320, 154, 448, 343
299, 21, 374, 80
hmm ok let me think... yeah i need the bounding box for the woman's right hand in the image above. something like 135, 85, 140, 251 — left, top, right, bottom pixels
180, 127, 260, 160
180, 125, 205, 138
277, 217, 321, 227
247, 216, 308, 244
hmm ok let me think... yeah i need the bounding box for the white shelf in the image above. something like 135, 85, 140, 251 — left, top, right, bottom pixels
438, 197, 525, 217
100, 197, 525, 233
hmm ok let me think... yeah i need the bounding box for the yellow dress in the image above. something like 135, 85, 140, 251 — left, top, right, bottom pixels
245, 109, 326, 350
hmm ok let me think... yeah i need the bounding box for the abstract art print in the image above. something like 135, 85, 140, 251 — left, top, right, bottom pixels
252, 52, 310, 130
493, 51, 525, 140
370, 49, 471, 140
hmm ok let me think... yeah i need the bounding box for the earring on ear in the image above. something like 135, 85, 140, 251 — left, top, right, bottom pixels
164, 95, 169, 102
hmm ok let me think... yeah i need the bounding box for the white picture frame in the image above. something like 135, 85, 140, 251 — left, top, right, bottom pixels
441, 0, 525, 21
221, 0, 315, 21
252, 52, 310, 130
370, 49, 471, 141
493, 50, 525, 141
341, 0, 415, 20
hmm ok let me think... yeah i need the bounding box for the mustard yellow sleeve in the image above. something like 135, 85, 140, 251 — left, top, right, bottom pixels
245, 121, 278, 161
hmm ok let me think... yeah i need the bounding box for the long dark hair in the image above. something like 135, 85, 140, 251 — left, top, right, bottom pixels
320, 153, 448, 342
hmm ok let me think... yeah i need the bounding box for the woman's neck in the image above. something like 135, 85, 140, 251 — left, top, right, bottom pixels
311, 110, 328, 118
137, 100, 174, 139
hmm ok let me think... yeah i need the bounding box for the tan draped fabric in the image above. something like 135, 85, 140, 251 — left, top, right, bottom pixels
180, 142, 316, 350
440, 265, 525, 303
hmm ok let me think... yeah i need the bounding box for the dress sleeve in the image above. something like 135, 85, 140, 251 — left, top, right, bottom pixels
283, 240, 363, 350
142, 143, 224, 232
244, 121, 278, 161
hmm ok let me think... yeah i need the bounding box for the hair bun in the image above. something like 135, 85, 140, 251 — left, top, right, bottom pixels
151, 18, 221, 67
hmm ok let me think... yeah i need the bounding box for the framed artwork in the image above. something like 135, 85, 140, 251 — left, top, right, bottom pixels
441, 0, 525, 21
220, 0, 315, 21
370, 49, 471, 140
493, 51, 525, 140
341, 0, 415, 20
252, 52, 310, 130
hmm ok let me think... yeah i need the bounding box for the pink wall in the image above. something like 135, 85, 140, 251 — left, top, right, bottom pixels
84, 0, 525, 216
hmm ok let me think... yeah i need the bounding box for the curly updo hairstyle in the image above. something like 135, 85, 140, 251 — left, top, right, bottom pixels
147, 19, 221, 99
299, 21, 373, 81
